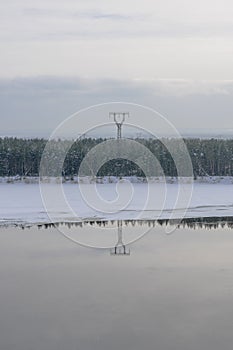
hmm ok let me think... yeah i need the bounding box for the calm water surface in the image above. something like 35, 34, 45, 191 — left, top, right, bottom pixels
0, 224, 233, 350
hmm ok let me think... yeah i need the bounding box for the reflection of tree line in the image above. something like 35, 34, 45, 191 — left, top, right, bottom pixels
2, 137, 233, 177
38, 217, 233, 230
3, 216, 233, 230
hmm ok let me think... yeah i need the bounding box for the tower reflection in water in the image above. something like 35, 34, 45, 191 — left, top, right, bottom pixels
110, 220, 130, 256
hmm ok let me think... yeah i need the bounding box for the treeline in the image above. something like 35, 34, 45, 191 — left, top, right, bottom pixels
1, 137, 233, 177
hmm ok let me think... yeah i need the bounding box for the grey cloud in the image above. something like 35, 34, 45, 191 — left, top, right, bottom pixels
149, 79, 233, 96
0, 77, 151, 98
1, 77, 233, 98
23, 8, 133, 21
0, 76, 233, 138
1, 1, 233, 45
3, 24, 233, 44
90, 13, 131, 21
15, 7, 233, 41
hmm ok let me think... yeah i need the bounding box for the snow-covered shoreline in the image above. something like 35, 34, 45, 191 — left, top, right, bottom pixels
1, 175, 233, 185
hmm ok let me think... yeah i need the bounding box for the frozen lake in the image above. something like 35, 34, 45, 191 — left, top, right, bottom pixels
1, 179, 233, 348
0, 224, 233, 350
1, 181, 233, 226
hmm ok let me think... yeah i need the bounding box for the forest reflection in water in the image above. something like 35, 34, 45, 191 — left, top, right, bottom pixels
1, 222, 233, 350
2, 216, 233, 254
2, 215, 233, 231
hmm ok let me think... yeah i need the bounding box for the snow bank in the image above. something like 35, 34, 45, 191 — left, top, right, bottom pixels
1, 175, 233, 185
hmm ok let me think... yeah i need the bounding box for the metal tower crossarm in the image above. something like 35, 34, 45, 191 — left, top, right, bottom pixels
109, 112, 129, 139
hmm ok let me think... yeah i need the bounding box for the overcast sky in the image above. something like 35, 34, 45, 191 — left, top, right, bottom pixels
1, 0, 233, 137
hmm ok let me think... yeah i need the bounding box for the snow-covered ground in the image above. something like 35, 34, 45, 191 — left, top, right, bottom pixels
1, 178, 233, 227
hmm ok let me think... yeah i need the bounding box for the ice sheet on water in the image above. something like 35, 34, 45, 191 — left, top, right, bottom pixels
1, 179, 233, 227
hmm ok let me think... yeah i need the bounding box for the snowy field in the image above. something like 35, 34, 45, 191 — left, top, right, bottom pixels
1, 178, 233, 227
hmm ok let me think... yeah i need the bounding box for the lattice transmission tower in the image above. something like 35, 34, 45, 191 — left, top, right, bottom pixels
109, 112, 129, 139
110, 220, 130, 256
